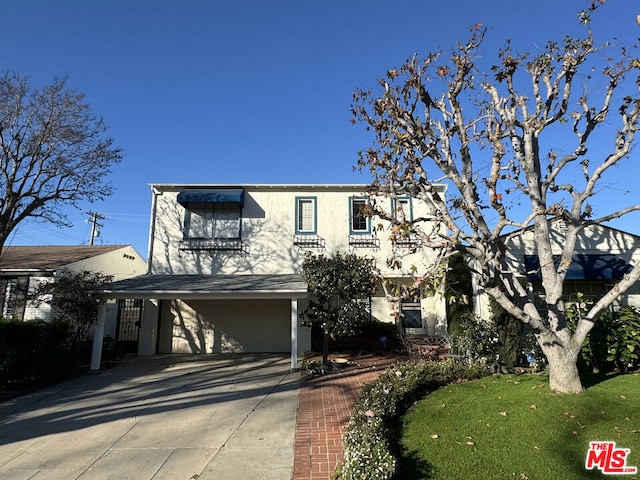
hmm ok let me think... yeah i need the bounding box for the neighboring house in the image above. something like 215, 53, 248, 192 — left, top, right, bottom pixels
0, 245, 146, 348
95, 184, 447, 369
473, 222, 640, 320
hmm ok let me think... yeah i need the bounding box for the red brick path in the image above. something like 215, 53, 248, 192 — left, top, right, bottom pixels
292, 354, 406, 480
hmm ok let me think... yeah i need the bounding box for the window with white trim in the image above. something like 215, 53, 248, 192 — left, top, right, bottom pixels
393, 197, 413, 222
295, 197, 317, 234
350, 197, 370, 234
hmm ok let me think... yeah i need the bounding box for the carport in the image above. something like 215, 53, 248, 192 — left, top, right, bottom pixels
91, 274, 308, 372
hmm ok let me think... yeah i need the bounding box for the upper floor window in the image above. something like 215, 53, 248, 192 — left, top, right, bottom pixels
350, 197, 370, 234
393, 197, 413, 222
295, 197, 317, 234
184, 202, 241, 240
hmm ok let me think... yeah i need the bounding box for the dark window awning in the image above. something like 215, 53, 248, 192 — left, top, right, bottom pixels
524, 254, 633, 282
177, 188, 245, 207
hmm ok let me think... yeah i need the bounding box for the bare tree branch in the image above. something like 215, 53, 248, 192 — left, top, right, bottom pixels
0, 72, 122, 248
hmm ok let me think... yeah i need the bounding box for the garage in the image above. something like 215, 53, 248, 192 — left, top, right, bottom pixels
92, 274, 310, 371
161, 298, 294, 353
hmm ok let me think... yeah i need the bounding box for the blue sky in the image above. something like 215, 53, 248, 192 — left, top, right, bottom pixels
2, 0, 639, 257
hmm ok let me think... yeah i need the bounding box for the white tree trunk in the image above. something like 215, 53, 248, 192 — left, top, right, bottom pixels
541, 341, 583, 394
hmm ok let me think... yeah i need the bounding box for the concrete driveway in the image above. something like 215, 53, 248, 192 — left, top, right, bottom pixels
0, 354, 300, 480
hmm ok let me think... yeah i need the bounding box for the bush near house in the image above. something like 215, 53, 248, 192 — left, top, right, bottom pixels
0, 318, 122, 401
0, 269, 125, 400
310, 319, 401, 353
567, 298, 640, 373
0, 318, 86, 398
449, 309, 542, 371
337, 360, 488, 480
449, 294, 640, 375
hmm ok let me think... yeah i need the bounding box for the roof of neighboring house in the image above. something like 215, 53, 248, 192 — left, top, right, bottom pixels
0, 245, 128, 271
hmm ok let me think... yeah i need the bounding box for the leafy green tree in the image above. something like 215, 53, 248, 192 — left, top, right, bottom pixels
0, 72, 122, 250
300, 251, 375, 365
351, 2, 640, 393
33, 270, 112, 346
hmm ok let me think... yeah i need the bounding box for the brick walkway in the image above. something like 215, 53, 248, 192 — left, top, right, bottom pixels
292, 354, 406, 480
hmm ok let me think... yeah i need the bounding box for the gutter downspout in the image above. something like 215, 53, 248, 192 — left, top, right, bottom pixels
146, 186, 160, 274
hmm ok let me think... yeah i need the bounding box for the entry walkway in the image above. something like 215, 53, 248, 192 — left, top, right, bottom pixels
0, 354, 299, 480
292, 354, 405, 480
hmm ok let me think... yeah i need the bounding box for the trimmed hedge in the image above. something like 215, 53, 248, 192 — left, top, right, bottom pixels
338, 360, 488, 480
0, 318, 122, 400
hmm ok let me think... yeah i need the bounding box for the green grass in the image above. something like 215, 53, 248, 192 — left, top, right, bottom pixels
399, 372, 640, 480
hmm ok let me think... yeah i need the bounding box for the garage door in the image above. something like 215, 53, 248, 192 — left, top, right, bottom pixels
164, 298, 291, 353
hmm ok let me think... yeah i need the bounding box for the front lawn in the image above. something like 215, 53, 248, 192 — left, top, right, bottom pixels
400, 372, 640, 479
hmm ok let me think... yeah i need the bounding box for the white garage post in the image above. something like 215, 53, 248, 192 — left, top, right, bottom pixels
290, 298, 298, 371
90, 300, 108, 372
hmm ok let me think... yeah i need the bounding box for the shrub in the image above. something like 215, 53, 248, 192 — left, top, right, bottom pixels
490, 298, 524, 368
0, 316, 101, 399
445, 253, 475, 336
449, 311, 499, 363
566, 296, 640, 373
450, 304, 544, 371
608, 305, 640, 372
357, 319, 398, 340
337, 360, 488, 480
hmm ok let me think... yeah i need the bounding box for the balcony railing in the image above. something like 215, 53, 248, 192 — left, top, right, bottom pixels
293, 235, 325, 250
348, 235, 379, 249
393, 234, 422, 251
179, 238, 248, 254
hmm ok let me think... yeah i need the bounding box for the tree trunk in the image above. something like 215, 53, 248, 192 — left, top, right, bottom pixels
322, 332, 329, 366
542, 342, 584, 394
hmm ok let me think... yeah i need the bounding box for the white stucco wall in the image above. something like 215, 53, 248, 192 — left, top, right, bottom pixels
148, 184, 448, 331
149, 185, 443, 278
63, 245, 147, 281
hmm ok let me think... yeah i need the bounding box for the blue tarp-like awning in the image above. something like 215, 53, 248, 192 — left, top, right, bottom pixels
177, 188, 245, 206
524, 254, 633, 282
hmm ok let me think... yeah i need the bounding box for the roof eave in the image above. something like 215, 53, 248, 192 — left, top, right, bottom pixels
98, 289, 308, 300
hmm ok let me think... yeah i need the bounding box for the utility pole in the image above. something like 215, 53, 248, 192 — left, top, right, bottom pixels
86, 211, 105, 246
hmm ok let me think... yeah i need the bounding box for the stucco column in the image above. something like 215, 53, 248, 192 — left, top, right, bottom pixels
290, 297, 298, 371
90, 300, 108, 372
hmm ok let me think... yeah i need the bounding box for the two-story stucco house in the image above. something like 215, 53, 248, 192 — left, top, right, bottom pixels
95, 184, 447, 370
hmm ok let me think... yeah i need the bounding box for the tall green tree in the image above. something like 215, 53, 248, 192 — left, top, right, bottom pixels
0, 72, 122, 249
300, 251, 375, 365
351, 2, 640, 393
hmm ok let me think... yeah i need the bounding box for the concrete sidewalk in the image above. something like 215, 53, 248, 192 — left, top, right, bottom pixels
0, 354, 300, 480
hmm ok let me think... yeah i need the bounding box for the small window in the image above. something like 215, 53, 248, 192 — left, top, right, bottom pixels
401, 302, 422, 329
184, 202, 242, 240
393, 197, 413, 222
295, 197, 317, 234
350, 197, 370, 234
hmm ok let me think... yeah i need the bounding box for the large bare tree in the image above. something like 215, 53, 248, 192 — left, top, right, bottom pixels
352, 2, 640, 393
0, 72, 122, 249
